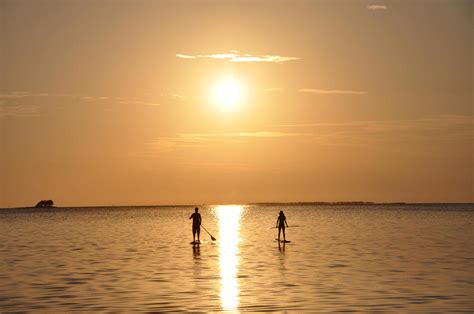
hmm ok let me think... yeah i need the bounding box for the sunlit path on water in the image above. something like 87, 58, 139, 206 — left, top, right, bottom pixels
215, 205, 243, 311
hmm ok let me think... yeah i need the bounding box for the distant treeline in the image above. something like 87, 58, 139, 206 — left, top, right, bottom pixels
3, 201, 472, 211
250, 201, 407, 206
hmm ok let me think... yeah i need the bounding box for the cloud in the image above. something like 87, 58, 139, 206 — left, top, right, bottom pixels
298, 89, 368, 95
264, 88, 283, 92
367, 4, 388, 10
0, 104, 41, 118
148, 132, 309, 152
149, 115, 473, 152
175, 54, 196, 59
176, 52, 300, 63
267, 115, 473, 145
146, 137, 206, 153
0, 92, 49, 99
81, 96, 96, 101
118, 99, 160, 106
270, 115, 473, 131
0, 91, 162, 118
181, 131, 307, 139
0, 92, 46, 118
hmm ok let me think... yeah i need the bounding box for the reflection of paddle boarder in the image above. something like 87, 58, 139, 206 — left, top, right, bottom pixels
276, 210, 289, 242
193, 244, 200, 257
278, 240, 286, 252
189, 207, 202, 243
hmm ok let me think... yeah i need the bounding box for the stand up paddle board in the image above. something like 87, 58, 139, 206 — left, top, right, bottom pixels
275, 239, 291, 243
190, 240, 209, 245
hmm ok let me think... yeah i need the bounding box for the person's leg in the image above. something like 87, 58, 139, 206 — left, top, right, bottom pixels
197, 227, 200, 242
282, 227, 286, 241
278, 227, 281, 241
193, 226, 196, 242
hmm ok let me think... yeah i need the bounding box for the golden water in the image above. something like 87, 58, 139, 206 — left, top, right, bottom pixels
1, 204, 473, 311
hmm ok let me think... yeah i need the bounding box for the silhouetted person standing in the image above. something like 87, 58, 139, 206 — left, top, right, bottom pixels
276, 210, 289, 241
189, 207, 202, 243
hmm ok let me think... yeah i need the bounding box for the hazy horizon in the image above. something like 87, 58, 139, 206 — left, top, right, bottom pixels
4, 200, 474, 210
1, 0, 472, 207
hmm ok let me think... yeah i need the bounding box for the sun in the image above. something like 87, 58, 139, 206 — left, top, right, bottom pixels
212, 79, 245, 110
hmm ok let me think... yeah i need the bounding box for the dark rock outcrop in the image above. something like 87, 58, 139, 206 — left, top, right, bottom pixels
35, 200, 54, 208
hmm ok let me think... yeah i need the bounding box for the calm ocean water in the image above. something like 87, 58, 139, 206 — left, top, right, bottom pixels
1, 204, 473, 312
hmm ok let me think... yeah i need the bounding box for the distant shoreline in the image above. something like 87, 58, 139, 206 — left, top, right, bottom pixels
2, 201, 473, 210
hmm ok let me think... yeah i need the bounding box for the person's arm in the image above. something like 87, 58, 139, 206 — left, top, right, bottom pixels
189, 213, 193, 219
285, 218, 289, 227
199, 215, 202, 225
276, 217, 280, 228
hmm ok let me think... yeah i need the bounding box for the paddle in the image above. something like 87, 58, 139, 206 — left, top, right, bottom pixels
201, 225, 217, 241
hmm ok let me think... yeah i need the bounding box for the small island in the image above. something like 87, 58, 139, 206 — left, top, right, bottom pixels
35, 200, 54, 208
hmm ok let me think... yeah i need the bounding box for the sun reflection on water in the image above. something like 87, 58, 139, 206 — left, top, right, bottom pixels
216, 205, 242, 311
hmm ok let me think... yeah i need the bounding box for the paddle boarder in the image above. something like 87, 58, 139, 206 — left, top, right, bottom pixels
189, 207, 202, 243
276, 210, 289, 242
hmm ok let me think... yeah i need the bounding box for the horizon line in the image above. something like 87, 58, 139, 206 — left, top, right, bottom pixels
3, 201, 473, 210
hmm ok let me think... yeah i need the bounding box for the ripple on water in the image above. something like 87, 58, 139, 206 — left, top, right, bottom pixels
0, 205, 473, 311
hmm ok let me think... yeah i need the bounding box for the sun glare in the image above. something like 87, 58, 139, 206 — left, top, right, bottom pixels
215, 205, 242, 311
212, 79, 244, 110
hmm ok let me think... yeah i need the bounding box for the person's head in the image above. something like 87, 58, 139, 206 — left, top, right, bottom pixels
279, 210, 284, 215
195, 207, 199, 213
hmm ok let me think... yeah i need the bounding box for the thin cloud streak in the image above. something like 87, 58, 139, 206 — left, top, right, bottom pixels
367, 4, 388, 10
0, 104, 41, 118
298, 89, 368, 95
0, 91, 162, 118
147, 132, 311, 153
149, 115, 472, 152
176, 52, 300, 63
181, 131, 307, 138
118, 100, 160, 106
175, 54, 196, 59
267, 115, 473, 144
0, 92, 49, 99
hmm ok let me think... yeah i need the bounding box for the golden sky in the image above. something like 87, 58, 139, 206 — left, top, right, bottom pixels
1, 0, 472, 207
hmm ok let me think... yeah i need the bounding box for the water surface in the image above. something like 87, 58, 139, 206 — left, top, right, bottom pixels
1, 204, 473, 311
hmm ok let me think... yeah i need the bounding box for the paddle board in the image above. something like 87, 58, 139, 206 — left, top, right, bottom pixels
275, 239, 291, 243
190, 240, 208, 245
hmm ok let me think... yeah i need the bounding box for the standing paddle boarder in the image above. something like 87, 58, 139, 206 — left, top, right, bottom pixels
189, 207, 202, 243
276, 210, 289, 242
